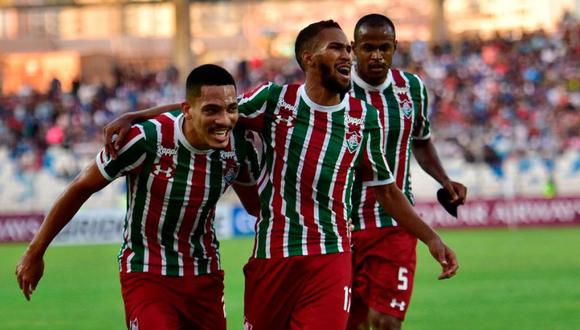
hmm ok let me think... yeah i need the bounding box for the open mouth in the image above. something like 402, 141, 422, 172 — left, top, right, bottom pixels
211, 127, 231, 143
336, 64, 351, 79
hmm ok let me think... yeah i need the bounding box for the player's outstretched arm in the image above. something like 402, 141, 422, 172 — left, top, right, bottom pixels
412, 138, 467, 205
103, 103, 180, 158
373, 182, 458, 280
15, 162, 110, 301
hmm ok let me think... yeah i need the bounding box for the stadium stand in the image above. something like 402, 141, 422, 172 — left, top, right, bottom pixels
0, 21, 578, 212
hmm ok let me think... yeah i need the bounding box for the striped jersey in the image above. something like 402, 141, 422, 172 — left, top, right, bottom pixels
237, 83, 394, 259
350, 67, 431, 230
96, 111, 258, 276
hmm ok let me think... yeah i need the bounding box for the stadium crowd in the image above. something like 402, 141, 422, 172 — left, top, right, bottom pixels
0, 19, 578, 182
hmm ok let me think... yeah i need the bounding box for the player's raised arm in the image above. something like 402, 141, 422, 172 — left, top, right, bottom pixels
103, 103, 180, 158
15, 162, 110, 301
373, 183, 458, 280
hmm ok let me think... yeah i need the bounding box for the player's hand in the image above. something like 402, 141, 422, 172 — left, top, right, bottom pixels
442, 180, 467, 206
427, 237, 458, 280
15, 250, 45, 301
347, 219, 355, 233
103, 113, 133, 159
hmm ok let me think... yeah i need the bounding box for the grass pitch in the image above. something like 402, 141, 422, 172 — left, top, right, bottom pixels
1, 227, 579, 329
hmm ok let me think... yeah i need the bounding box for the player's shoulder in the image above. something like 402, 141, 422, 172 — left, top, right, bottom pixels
345, 93, 381, 123
134, 111, 181, 140
390, 68, 425, 88
346, 93, 380, 113
239, 81, 281, 100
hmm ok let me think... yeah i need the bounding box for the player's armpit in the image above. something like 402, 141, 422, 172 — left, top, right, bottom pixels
232, 182, 260, 217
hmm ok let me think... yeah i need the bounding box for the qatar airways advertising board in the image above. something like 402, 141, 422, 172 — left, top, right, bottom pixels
1, 197, 579, 243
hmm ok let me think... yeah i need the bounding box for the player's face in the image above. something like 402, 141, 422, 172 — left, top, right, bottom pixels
354, 24, 397, 85
182, 85, 238, 150
312, 28, 353, 94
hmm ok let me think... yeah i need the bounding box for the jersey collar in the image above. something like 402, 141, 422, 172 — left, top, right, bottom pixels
352, 64, 393, 92
298, 84, 349, 112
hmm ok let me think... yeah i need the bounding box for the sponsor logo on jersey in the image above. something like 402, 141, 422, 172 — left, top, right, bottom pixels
152, 162, 175, 178
221, 151, 240, 184
345, 114, 363, 153
158, 145, 177, 157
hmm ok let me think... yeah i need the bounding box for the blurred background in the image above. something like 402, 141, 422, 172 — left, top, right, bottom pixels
0, 0, 580, 329
0, 0, 578, 228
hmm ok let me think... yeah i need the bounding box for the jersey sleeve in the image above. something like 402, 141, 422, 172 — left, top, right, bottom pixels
237, 82, 273, 131
412, 74, 431, 140
96, 125, 148, 181
358, 104, 395, 186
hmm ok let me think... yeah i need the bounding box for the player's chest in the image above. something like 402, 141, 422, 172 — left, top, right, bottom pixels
269, 107, 366, 156
376, 91, 418, 138
144, 146, 241, 199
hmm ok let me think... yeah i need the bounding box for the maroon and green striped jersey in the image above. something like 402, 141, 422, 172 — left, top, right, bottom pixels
96, 111, 258, 276
237, 83, 394, 259
350, 68, 431, 230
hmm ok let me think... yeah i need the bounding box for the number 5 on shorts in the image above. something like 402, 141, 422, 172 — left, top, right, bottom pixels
397, 267, 408, 290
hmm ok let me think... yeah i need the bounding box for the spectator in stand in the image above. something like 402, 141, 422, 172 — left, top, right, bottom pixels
0, 15, 577, 194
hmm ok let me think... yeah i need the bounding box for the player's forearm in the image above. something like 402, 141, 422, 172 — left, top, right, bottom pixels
27, 164, 108, 256
412, 139, 451, 186
373, 183, 440, 244
125, 103, 181, 122
27, 185, 95, 256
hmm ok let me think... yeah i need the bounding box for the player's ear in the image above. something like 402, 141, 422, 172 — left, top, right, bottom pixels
394, 40, 398, 52
181, 102, 192, 119
302, 51, 314, 69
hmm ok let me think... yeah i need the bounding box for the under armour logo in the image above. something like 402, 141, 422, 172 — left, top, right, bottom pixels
130, 318, 139, 330
390, 298, 406, 311
243, 317, 253, 330
153, 163, 175, 178
274, 108, 295, 127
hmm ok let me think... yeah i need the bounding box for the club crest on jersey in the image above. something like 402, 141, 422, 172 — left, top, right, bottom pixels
345, 115, 363, 153
221, 151, 239, 184
130, 318, 139, 330
395, 91, 413, 118
274, 100, 296, 127
152, 162, 175, 178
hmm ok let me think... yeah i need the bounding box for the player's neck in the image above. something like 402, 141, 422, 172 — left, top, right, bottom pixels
356, 66, 388, 87
303, 77, 341, 106
182, 118, 209, 151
